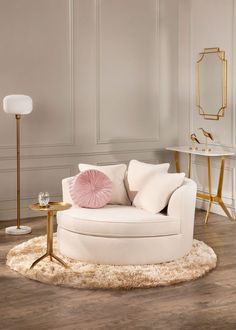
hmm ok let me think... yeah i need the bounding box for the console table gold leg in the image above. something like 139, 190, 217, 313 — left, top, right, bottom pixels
218, 198, 233, 220
205, 201, 212, 224
216, 157, 234, 220
188, 153, 191, 178
204, 156, 234, 223
207, 156, 212, 196
217, 156, 224, 198
175, 151, 180, 173
205, 156, 212, 224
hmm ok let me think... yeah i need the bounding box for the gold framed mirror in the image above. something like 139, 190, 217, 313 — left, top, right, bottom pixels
196, 47, 227, 120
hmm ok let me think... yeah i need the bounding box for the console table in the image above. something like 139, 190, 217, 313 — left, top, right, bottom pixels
166, 146, 234, 223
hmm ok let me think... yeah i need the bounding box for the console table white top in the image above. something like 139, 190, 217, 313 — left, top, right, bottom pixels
166, 146, 234, 157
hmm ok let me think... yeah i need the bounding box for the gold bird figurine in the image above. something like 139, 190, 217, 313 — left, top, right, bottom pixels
198, 128, 214, 152
190, 133, 200, 150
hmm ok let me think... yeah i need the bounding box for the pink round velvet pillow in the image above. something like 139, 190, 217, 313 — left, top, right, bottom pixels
70, 170, 112, 208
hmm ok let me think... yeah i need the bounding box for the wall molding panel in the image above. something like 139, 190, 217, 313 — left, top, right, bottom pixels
95, 0, 161, 144
0, 0, 75, 150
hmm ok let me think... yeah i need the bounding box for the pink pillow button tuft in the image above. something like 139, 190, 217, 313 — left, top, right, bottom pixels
69, 170, 112, 208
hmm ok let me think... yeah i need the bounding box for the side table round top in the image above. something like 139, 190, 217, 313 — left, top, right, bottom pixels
29, 201, 71, 212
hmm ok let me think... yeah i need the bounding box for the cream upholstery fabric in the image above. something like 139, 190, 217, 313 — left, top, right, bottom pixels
127, 160, 170, 192
57, 177, 197, 265
57, 205, 180, 238
133, 173, 185, 214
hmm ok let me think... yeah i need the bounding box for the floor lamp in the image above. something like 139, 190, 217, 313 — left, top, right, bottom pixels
3, 95, 33, 235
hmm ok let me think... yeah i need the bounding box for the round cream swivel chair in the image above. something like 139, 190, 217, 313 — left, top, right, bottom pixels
57, 177, 197, 265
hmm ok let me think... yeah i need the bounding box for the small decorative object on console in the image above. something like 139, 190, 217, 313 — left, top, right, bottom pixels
38, 192, 50, 207
198, 128, 214, 152
189, 133, 200, 150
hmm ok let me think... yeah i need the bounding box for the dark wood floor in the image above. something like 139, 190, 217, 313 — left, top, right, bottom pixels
0, 210, 236, 330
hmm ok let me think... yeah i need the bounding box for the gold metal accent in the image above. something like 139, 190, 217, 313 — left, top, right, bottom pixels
29, 202, 71, 269
190, 133, 200, 151
188, 153, 191, 178
189, 146, 198, 151
196, 47, 227, 120
174, 152, 234, 223
175, 151, 180, 173
198, 128, 213, 152
205, 157, 212, 224
16, 114, 21, 229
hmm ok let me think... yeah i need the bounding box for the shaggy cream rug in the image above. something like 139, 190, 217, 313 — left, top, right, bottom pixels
6, 235, 217, 289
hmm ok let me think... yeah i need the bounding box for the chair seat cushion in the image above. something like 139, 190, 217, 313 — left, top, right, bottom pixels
57, 205, 180, 238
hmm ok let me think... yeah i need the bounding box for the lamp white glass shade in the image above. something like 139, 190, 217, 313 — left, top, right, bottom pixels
3, 95, 33, 115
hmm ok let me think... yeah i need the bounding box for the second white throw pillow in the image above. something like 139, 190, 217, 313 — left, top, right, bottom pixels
133, 172, 185, 214
127, 160, 170, 201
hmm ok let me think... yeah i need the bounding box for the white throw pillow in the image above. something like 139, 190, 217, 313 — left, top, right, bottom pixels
127, 160, 170, 200
78, 163, 130, 205
133, 173, 185, 214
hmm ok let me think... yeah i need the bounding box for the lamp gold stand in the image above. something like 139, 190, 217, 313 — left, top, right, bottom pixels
5, 115, 31, 235
5, 114, 32, 235
29, 202, 71, 269
3, 94, 33, 235
174, 151, 234, 224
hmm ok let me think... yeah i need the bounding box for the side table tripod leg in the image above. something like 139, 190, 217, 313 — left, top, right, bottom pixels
52, 253, 68, 268
30, 252, 48, 269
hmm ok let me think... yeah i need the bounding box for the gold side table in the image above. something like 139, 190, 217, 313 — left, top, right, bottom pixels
29, 202, 71, 269
166, 146, 235, 224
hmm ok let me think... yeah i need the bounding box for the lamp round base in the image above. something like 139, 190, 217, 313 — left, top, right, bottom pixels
5, 226, 32, 235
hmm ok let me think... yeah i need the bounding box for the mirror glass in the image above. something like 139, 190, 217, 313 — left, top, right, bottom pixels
196, 48, 227, 120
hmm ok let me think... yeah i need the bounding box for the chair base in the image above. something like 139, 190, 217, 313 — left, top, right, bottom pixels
57, 226, 192, 265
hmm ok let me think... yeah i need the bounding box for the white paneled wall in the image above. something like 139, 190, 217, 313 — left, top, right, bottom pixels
2, 0, 234, 220
97, 0, 160, 143
178, 0, 236, 216
0, 0, 179, 220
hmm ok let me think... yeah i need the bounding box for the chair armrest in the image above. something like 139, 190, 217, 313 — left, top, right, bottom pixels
62, 176, 75, 205
167, 178, 197, 235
